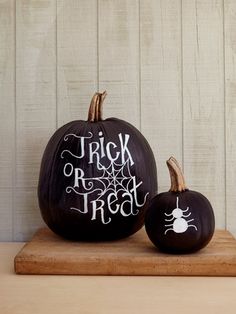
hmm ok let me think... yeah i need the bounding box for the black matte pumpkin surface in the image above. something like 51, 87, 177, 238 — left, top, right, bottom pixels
38, 118, 157, 241
145, 190, 215, 253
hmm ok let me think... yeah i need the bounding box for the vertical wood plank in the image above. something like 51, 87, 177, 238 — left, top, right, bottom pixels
140, 0, 182, 192
182, 0, 225, 228
57, 0, 97, 126
99, 0, 140, 128
0, 0, 15, 240
15, 0, 56, 240
225, 0, 236, 236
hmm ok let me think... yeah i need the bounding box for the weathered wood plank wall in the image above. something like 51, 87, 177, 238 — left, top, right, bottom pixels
0, 0, 235, 241
182, 0, 225, 228
0, 0, 15, 240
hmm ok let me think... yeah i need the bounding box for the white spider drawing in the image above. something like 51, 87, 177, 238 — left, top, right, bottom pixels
164, 197, 197, 235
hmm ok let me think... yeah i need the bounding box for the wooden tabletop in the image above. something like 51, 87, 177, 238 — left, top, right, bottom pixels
1, 242, 236, 314
14, 228, 236, 276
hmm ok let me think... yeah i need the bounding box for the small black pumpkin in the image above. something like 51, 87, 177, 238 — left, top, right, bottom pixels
38, 91, 157, 241
145, 157, 215, 253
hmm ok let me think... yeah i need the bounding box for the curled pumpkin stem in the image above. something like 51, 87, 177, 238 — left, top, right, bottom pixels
166, 156, 187, 192
96, 91, 107, 121
88, 91, 107, 122
87, 93, 98, 122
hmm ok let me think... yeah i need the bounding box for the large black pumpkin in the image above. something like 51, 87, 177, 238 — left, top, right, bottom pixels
38, 92, 157, 241
145, 157, 215, 253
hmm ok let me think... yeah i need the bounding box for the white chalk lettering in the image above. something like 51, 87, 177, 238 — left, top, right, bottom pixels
61, 132, 148, 224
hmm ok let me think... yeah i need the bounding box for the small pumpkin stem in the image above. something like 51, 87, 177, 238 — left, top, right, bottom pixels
166, 157, 187, 192
88, 91, 107, 122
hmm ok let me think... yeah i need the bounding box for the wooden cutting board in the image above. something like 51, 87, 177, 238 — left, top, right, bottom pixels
14, 228, 236, 276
